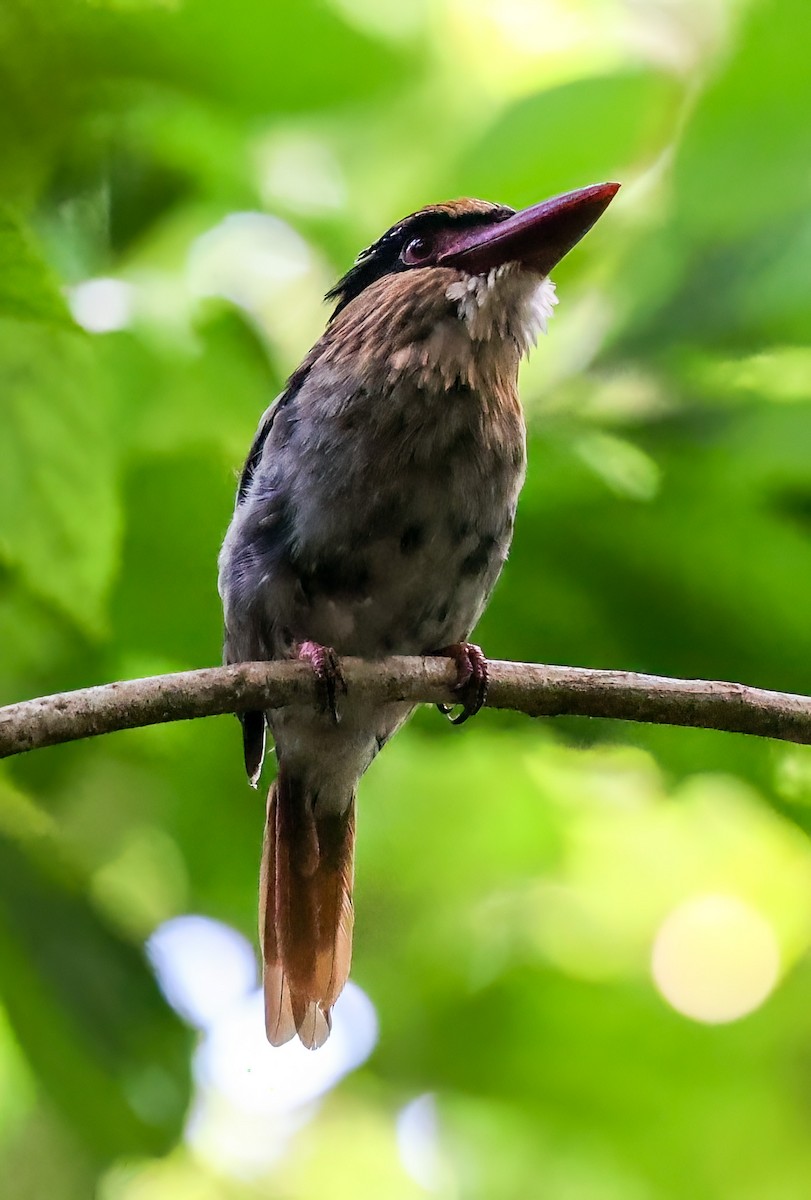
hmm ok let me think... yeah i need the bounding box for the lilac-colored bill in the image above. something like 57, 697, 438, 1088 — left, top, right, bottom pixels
438, 182, 620, 276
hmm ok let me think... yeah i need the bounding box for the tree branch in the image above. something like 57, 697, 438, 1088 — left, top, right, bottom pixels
2, 658, 811, 760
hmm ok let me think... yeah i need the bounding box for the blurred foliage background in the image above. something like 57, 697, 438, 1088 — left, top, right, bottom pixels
1, 0, 811, 1195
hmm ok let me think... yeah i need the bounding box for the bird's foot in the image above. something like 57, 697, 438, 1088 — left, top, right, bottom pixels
297, 641, 347, 724
433, 642, 489, 725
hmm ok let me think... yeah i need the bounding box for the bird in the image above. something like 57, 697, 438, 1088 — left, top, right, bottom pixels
218, 181, 619, 1048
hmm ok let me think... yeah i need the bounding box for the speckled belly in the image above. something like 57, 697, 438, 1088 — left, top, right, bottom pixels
278, 476, 517, 659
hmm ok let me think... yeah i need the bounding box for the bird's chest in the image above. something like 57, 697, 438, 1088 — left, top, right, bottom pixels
284, 379, 526, 656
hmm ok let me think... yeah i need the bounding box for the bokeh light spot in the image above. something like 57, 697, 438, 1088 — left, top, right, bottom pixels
187, 212, 312, 312
68, 277, 134, 332
189, 983, 378, 1176
148, 914, 257, 1030
396, 1093, 453, 1193
256, 133, 347, 216
651, 894, 780, 1024
195, 982, 378, 1116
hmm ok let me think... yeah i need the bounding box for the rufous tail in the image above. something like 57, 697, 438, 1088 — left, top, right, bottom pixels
259, 762, 355, 1049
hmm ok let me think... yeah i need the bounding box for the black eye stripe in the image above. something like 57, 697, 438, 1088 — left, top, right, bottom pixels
325, 204, 515, 319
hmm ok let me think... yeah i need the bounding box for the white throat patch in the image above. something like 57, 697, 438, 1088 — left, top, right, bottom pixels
445, 265, 558, 356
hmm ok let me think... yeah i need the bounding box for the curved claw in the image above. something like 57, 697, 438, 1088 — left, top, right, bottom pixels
433, 642, 489, 725
297, 640, 347, 724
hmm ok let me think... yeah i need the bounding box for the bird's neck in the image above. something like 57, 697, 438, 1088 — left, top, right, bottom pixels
394, 268, 555, 393
385, 317, 522, 394
319, 266, 555, 395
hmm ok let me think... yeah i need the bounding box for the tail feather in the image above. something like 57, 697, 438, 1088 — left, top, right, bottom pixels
263, 962, 296, 1046
258, 796, 296, 1045
260, 764, 355, 1049
312, 809, 355, 1007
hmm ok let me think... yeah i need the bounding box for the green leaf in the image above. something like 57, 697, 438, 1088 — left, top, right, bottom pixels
0, 779, 192, 1161
616, 0, 811, 350
0, 322, 121, 636
0, 209, 74, 328
674, 0, 811, 244
107, 0, 415, 116
456, 70, 683, 208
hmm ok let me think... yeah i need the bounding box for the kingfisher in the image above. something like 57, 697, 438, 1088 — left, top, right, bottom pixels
218, 182, 619, 1047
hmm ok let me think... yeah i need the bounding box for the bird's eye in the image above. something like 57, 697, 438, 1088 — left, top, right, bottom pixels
401, 234, 435, 266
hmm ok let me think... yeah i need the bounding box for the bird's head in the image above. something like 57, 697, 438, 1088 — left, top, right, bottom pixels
323, 183, 619, 389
